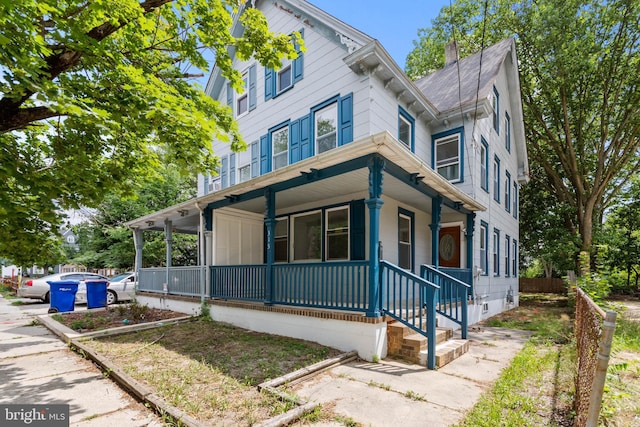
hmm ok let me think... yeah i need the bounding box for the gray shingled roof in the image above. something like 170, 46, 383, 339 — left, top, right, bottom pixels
414, 38, 515, 115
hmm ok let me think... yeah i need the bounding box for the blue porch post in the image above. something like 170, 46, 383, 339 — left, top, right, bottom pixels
429, 196, 442, 267
466, 213, 475, 271
264, 188, 276, 305
366, 156, 384, 318
133, 227, 143, 288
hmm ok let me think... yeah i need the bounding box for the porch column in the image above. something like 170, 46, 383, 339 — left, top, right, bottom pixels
164, 219, 172, 293
466, 213, 475, 270
196, 202, 206, 303
429, 196, 442, 267
264, 188, 276, 305
133, 227, 143, 278
366, 156, 385, 318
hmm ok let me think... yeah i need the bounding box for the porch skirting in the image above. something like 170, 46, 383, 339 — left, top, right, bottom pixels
136, 293, 389, 362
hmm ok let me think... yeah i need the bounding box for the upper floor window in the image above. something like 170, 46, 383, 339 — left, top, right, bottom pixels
480, 137, 489, 192
277, 59, 293, 93
315, 102, 337, 154
228, 64, 256, 117
239, 164, 251, 183
433, 128, 463, 182
272, 126, 289, 170
398, 107, 415, 151
493, 228, 500, 276
236, 70, 249, 117
505, 171, 511, 212
505, 234, 511, 277
326, 206, 349, 261
512, 239, 518, 277
505, 112, 511, 152
480, 221, 488, 275
265, 29, 304, 100
493, 156, 501, 202
512, 181, 518, 218
492, 86, 500, 134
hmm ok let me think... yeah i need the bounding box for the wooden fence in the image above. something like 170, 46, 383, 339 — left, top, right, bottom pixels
519, 277, 566, 293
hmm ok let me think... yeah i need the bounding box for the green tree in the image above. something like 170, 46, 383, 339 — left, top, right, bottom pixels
0, 0, 300, 266
406, 0, 640, 264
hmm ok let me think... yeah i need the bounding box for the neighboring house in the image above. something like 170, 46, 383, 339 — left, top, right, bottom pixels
126, 0, 528, 368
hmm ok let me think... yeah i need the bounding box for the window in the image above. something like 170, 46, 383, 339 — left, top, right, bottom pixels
208, 176, 221, 193
480, 221, 488, 275
505, 171, 511, 212
326, 207, 349, 260
236, 70, 249, 117
512, 240, 518, 277
274, 218, 289, 262
315, 103, 337, 154
398, 212, 413, 270
505, 235, 511, 277
277, 59, 293, 93
493, 156, 500, 202
493, 86, 500, 133
239, 164, 251, 183
513, 182, 518, 218
264, 29, 304, 100
272, 126, 289, 170
398, 107, 414, 150
434, 129, 462, 182
292, 211, 321, 261
505, 112, 511, 152
480, 138, 489, 192
66, 235, 75, 244
493, 228, 500, 276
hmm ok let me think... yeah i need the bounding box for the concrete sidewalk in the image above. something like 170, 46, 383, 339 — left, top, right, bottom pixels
0, 296, 162, 426
1, 294, 531, 427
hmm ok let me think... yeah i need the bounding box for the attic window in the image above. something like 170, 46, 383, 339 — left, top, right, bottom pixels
277, 60, 293, 93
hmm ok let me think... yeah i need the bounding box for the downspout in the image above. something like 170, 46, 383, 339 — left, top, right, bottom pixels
196, 202, 206, 304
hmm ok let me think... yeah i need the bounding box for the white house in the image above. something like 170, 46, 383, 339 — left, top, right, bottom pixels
127, 0, 528, 368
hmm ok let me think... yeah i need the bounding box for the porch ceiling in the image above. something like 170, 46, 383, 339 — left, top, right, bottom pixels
126, 131, 485, 233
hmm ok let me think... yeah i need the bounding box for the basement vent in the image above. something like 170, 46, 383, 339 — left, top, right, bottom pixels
482, 302, 489, 314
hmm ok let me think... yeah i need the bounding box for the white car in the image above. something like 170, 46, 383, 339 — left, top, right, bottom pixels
17, 272, 108, 303
105, 272, 137, 304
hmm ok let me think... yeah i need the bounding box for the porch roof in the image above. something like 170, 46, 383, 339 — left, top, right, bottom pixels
126, 131, 486, 234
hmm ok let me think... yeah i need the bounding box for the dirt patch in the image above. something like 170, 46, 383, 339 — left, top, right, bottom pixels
52, 304, 185, 332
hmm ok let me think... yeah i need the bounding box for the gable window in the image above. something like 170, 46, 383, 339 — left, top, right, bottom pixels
505, 171, 511, 212
264, 29, 304, 100
239, 164, 251, 183
480, 221, 488, 275
433, 128, 463, 182
480, 137, 489, 192
292, 211, 321, 261
277, 59, 293, 93
236, 70, 249, 117
512, 182, 518, 218
398, 107, 415, 151
493, 228, 500, 276
272, 126, 289, 170
505, 235, 511, 277
398, 210, 414, 270
274, 218, 289, 263
493, 156, 501, 202
493, 86, 500, 134
512, 240, 518, 277
315, 102, 338, 154
505, 112, 511, 152
326, 207, 349, 260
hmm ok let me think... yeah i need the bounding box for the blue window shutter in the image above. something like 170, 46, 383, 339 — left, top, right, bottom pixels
226, 82, 233, 115
350, 199, 366, 260
221, 155, 228, 189
293, 28, 304, 83
264, 68, 274, 101
229, 153, 236, 186
300, 114, 311, 159
289, 118, 301, 164
248, 64, 257, 111
338, 93, 353, 146
250, 141, 259, 178
260, 134, 270, 174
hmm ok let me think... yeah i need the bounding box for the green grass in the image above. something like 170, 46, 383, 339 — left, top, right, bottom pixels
0, 284, 17, 299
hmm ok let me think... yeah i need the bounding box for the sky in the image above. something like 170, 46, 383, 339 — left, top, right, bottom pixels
304, 0, 451, 69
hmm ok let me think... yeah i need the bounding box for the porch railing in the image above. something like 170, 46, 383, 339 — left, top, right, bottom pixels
380, 260, 440, 369
420, 264, 470, 339
273, 261, 369, 311
138, 266, 203, 296
210, 264, 266, 302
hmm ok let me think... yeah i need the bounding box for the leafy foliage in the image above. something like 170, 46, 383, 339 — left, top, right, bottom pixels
0, 0, 300, 266
406, 0, 640, 267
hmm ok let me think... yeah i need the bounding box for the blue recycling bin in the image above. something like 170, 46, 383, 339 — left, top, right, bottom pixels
47, 280, 79, 313
85, 280, 108, 309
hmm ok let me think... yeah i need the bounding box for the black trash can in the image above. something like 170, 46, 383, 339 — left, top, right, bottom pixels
47, 280, 79, 313
85, 280, 108, 309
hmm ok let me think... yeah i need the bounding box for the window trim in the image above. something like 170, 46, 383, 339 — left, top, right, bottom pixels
238, 163, 251, 183
505, 234, 511, 277
493, 228, 500, 276
398, 208, 415, 271
271, 123, 290, 171
480, 137, 489, 192
480, 221, 489, 276
325, 206, 350, 261
291, 210, 322, 262
493, 86, 500, 134
398, 106, 415, 152
512, 239, 518, 277
512, 182, 518, 219
276, 59, 293, 94
313, 100, 338, 155
505, 111, 511, 152
493, 156, 501, 203
505, 171, 511, 212
432, 127, 464, 183
236, 69, 249, 118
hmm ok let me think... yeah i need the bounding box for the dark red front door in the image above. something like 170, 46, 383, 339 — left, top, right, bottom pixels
438, 226, 461, 268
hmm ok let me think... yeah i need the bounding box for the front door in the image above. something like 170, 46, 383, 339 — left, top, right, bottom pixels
438, 226, 461, 268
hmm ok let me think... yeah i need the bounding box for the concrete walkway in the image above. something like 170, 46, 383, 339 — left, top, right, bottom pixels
0, 296, 162, 426
1, 294, 532, 427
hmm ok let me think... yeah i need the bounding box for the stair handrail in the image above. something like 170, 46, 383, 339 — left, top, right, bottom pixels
420, 264, 470, 339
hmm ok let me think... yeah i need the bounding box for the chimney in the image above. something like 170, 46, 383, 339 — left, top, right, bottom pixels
445, 40, 459, 66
